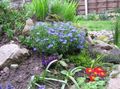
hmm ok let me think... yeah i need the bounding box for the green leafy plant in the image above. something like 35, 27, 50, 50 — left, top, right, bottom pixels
32, 0, 49, 21
77, 77, 107, 89
28, 59, 67, 89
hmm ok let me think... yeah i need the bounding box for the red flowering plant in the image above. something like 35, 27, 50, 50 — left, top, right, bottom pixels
83, 55, 108, 82
85, 67, 106, 81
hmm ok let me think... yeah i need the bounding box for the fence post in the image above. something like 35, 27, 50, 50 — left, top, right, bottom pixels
85, 0, 88, 16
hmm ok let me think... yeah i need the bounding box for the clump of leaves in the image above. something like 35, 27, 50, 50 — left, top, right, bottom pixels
68, 49, 93, 67
77, 77, 107, 89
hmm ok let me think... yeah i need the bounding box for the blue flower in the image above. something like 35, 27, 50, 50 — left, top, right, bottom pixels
0, 84, 2, 89
67, 33, 73, 37
77, 45, 84, 49
80, 31, 86, 36
62, 40, 67, 44
70, 39, 74, 42
73, 38, 77, 41
6, 81, 14, 89
33, 47, 37, 51
59, 38, 64, 42
38, 85, 46, 89
47, 44, 54, 49
77, 34, 81, 37
71, 29, 76, 32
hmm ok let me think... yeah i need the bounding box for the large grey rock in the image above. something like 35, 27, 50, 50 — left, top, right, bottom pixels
107, 65, 120, 89
88, 39, 120, 63
0, 44, 29, 68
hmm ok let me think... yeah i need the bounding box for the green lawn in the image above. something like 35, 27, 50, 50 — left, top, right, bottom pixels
77, 21, 113, 31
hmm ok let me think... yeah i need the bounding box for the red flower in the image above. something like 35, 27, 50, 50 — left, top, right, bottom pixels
85, 68, 93, 75
98, 71, 106, 77
89, 75, 96, 81
94, 67, 104, 73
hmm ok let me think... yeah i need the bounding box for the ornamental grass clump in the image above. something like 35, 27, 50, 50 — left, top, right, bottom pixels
31, 0, 77, 21
50, 0, 77, 21
20, 22, 86, 55
32, 0, 49, 21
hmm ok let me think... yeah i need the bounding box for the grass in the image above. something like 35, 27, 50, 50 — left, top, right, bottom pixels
77, 21, 113, 31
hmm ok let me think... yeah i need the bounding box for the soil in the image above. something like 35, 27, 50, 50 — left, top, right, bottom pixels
0, 52, 43, 89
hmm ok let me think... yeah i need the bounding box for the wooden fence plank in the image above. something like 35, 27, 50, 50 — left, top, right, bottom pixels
78, 0, 120, 14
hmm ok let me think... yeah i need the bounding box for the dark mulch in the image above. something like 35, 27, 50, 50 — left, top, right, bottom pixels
0, 52, 43, 89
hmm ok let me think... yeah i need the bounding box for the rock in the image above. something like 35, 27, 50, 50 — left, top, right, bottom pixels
69, 84, 76, 89
107, 65, 120, 89
22, 18, 34, 35
109, 65, 120, 78
10, 64, 19, 69
88, 39, 120, 63
0, 44, 29, 68
88, 30, 113, 43
3, 67, 9, 74
107, 78, 120, 89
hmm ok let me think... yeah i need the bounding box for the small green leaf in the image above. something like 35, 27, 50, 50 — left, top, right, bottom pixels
59, 60, 68, 67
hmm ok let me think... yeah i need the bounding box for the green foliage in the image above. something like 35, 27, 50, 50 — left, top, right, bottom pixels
31, 0, 77, 21
114, 16, 120, 46
0, 0, 28, 39
32, 0, 49, 21
50, 0, 77, 21
28, 60, 107, 89
68, 49, 92, 67
77, 77, 107, 89
77, 20, 112, 31
68, 49, 105, 67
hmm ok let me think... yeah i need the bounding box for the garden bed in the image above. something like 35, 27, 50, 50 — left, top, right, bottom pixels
0, 0, 120, 89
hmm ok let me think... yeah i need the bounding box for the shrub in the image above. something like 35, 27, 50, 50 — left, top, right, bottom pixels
20, 22, 86, 55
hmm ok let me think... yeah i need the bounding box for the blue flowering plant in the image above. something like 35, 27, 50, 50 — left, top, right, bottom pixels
20, 22, 86, 55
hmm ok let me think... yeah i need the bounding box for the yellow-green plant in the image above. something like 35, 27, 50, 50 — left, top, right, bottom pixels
50, 0, 78, 21
32, 0, 49, 21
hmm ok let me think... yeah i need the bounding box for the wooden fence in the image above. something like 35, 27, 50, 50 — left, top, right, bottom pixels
78, 0, 120, 15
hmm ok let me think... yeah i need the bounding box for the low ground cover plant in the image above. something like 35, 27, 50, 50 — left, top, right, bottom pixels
0, 0, 28, 39
20, 22, 86, 55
